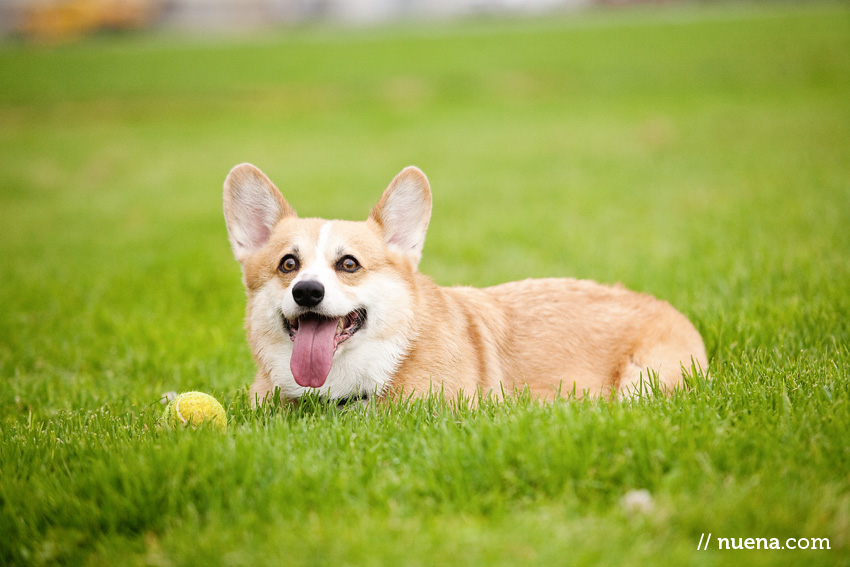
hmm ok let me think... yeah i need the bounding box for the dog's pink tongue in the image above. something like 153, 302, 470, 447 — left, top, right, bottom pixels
291, 316, 337, 388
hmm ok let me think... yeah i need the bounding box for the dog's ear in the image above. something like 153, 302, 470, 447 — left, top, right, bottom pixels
223, 163, 295, 262
369, 166, 432, 267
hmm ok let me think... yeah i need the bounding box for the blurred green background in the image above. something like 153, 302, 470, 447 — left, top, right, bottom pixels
1, 3, 849, 564
3, 2, 848, 410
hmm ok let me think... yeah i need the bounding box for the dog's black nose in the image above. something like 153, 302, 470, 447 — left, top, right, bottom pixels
292, 280, 324, 308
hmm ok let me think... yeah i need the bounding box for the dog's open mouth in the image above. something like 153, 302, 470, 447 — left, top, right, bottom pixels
283, 309, 366, 389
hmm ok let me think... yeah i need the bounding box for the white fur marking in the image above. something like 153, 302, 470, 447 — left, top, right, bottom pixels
293, 222, 341, 302
317, 221, 334, 256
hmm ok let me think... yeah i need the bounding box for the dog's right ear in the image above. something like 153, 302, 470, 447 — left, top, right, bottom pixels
223, 163, 295, 262
369, 166, 432, 268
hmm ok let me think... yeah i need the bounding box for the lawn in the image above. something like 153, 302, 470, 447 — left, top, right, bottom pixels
1, 3, 849, 565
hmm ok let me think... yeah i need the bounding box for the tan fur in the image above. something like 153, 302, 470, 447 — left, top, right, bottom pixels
361, 275, 706, 401
223, 164, 708, 404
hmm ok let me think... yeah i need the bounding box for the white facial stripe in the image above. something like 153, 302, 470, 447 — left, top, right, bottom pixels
295, 221, 334, 282
287, 221, 354, 317
317, 221, 334, 257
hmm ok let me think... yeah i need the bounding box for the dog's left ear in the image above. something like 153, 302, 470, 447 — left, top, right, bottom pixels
223, 163, 295, 263
369, 166, 432, 267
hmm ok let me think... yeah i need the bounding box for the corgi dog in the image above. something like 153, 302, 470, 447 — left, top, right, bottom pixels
223, 164, 707, 404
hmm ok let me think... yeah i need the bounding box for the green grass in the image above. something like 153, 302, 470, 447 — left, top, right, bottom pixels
2, 3, 849, 565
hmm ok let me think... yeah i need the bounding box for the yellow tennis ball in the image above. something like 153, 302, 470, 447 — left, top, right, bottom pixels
162, 392, 227, 431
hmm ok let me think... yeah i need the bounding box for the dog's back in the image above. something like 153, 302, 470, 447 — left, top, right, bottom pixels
387, 276, 707, 400
484, 278, 707, 398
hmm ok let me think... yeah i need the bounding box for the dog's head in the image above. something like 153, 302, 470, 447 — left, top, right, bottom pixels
223, 164, 431, 400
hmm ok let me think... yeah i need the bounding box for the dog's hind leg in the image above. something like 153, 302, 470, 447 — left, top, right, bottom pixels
616, 342, 706, 400
617, 307, 708, 399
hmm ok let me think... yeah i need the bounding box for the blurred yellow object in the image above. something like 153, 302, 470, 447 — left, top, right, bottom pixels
161, 392, 227, 432
21, 0, 161, 42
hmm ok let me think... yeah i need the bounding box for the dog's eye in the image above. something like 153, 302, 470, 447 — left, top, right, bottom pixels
279, 255, 299, 273
337, 256, 360, 273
